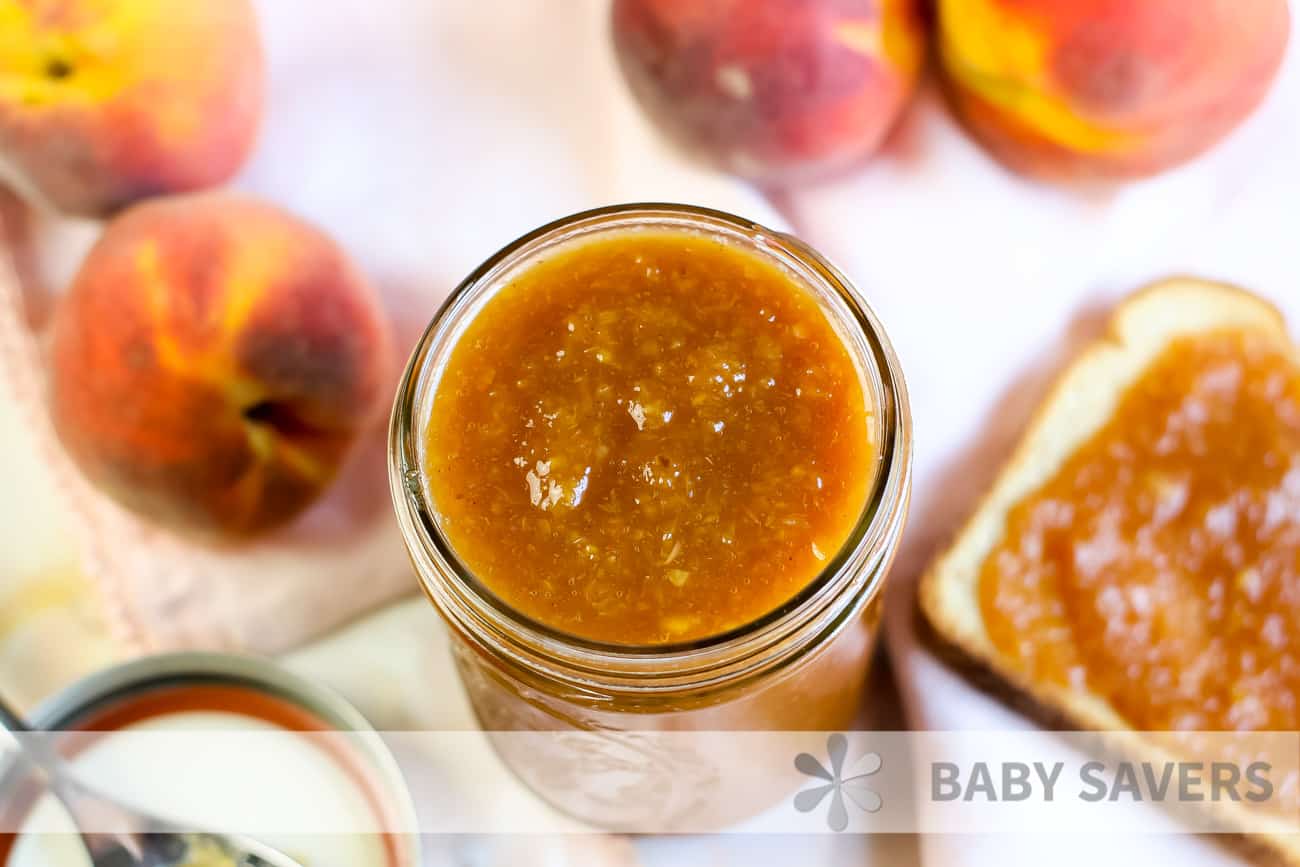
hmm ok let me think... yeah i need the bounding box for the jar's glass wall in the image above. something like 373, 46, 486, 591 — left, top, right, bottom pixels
389, 204, 911, 829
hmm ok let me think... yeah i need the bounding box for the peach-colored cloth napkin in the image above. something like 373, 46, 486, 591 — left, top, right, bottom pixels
0, 0, 779, 655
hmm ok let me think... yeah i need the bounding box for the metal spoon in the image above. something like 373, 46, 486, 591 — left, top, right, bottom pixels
0, 694, 305, 867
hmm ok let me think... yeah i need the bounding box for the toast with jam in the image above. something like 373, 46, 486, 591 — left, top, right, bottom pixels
920, 278, 1300, 865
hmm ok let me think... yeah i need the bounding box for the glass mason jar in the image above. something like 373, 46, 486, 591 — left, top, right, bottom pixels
389, 204, 911, 830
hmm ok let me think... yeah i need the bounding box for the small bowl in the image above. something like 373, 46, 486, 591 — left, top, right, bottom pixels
0, 652, 421, 867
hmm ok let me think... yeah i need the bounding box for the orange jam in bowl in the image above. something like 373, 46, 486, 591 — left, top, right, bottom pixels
390, 204, 911, 828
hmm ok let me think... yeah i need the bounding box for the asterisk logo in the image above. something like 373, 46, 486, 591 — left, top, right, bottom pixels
793, 733, 882, 831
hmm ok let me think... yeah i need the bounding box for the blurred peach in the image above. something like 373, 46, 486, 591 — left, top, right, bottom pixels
612, 0, 925, 185
937, 0, 1290, 179
0, 0, 263, 216
49, 193, 392, 538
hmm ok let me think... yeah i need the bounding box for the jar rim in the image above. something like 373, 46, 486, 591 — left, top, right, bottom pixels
389, 203, 912, 688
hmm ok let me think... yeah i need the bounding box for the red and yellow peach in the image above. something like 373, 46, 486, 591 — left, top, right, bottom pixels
612, 0, 925, 185
937, 0, 1291, 179
49, 193, 392, 537
0, 0, 263, 216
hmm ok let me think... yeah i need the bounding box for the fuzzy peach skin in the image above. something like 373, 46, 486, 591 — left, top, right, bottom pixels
612, 0, 925, 185
0, 0, 263, 216
937, 0, 1291, 180
49, 193, 392, 538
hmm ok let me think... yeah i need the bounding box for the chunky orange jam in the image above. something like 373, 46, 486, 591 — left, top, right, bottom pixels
424, 231, 875, 645
980, 330, 1300, 730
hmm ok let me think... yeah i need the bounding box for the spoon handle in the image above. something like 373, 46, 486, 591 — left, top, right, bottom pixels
0, 693, 31, 733
0, 692, 148, 864
0, 694, 75, 781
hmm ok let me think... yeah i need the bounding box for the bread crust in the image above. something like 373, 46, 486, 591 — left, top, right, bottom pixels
917, 277, 1299, 865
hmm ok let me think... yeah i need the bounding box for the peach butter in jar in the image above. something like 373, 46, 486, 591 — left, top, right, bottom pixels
389, 204, 911, 829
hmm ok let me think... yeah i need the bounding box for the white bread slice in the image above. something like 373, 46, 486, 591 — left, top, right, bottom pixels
919, 277, 1300, 865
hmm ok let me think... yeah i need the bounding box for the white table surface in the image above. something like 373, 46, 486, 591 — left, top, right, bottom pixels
2, 2, 1298, 865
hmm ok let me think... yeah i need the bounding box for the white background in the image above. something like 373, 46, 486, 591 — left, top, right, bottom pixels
1, 2, 1297, 866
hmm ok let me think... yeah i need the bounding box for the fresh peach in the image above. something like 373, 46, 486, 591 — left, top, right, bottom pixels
0, 0, 263, 216
49, 193, 392, 538
937, 0, 1291, 180
611, 0, 925, 185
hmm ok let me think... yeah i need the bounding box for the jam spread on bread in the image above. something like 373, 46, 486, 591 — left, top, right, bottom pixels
980, 330, 1300, 730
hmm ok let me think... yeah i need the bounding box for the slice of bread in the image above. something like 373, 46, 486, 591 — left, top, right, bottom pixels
919, 277, 1300, 864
